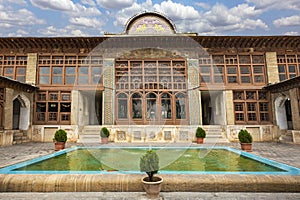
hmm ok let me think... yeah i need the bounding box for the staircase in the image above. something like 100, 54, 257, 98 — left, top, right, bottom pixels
279, 130, 294, 144
78, 126, 101, 144
13, 130, 29, 144
202, 125, 229, 144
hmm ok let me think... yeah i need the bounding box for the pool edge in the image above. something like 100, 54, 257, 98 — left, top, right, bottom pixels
1, 174, 300, 192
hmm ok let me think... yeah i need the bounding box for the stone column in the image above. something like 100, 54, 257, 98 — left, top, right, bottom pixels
4, 88, 14, 129
225, 90, 234, 125
71, 90, 79, 126
290, 88, 300, 130
265, 52, 279, 84
102, 59, 115, 125
187, 59, 201, 125
26, 53, 38, 85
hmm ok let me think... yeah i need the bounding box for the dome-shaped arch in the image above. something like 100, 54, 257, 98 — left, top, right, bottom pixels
124, 11, 177, 35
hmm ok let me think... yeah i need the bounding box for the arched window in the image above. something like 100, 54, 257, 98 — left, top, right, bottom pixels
146, 93, 157, 120
161, 93, 171, 119
175, 93, 186, 119
132, 93, 142, 119
117, 93, 128, 119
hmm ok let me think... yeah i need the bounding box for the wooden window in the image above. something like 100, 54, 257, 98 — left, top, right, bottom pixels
37, 54, 103, 86
117, 93, 128, 119
52, 66, 63, 84
132, 93, 142, 119
213, 66, 224, 83
240, 66, 251, 83
227, 66, 237, 83
3, 66, 14, 79
65, 66, 76, 84
161, 93, 171, 119
233, 90, 270, 124
175, 93, 186, 119
78, 66, 89, 85
91, 66, 102, 84
200, 65, 211, 83
146, 93, 157, 120
16, 67, 26, 82
277, 54, 300, 81
34, 91, 71, 125
116, 59, 188, 125
39, 67, 50, 84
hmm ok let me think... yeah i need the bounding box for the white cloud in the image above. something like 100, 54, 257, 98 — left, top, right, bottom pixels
38, 25, 89, 36
153, 0, 200, 20
0, 6, 45, 28
96, 0, 135, 9
0, 0, 27, 5
69, 17, 104, 29
81, 0, 96, 6
273, 15, 300, 27
284, 31, 299, 35
114, 0, 200, 27
30, 0, 101, 16
113, 1, 149, 27
30, 0, 75, 11
246, 0, 300, 10
7, 29, 29, 37
195, 2, 211, 10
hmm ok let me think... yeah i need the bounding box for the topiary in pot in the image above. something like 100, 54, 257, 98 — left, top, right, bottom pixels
195, 127, 206, 144
100, 127, 110, 144
53, 129, 67, 151
238, 129, 253, 151
140, 150, 163, 199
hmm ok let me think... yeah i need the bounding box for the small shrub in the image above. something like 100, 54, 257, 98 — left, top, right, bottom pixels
100, 127, 110, 138
140, 150, 159, 182
238, 129, 253, 143
195, 127, 206, 138
54, 129, 67, 142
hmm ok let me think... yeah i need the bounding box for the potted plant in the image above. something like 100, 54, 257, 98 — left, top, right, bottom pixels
53, 129, 67, 151
195, 127, 206, 144
238, 129, 253, 152
140, 150, 163, 199
100, 127, 110, 144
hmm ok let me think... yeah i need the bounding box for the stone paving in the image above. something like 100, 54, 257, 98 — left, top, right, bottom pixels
0, 141, 300, 199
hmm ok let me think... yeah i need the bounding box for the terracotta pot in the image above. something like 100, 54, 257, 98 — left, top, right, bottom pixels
197, 137, 204, 144
240, 143, 252, 152
142, 176, 163, 199
101, 137, 108, 144
54, 142, 65, 151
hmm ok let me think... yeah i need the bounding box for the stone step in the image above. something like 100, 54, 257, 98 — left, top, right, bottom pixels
78, 134, 101, 143
279, 130, 294, 143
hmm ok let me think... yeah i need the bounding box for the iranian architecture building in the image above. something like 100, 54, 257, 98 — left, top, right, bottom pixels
1, 12, 300, 145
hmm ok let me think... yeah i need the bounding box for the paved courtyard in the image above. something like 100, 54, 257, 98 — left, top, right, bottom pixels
0, 141, 300, 199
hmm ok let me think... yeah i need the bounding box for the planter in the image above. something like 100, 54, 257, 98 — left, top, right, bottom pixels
197, 137, 204, 144
101, 137, 108, 144
240, 143, 252, 152
141, 176, 163, 199
54, 142, 65, 151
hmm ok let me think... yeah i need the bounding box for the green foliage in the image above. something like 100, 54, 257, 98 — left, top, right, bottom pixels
140, 150, 159, 182
238, 129, 253, 143
54, 129, 67, 142
100, 127, 110, 138
195, 127, 206, 138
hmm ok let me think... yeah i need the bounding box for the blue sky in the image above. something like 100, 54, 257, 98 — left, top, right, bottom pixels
0, 0, 299, 37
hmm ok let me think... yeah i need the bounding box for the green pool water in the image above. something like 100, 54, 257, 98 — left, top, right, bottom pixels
14, 148, 284, 172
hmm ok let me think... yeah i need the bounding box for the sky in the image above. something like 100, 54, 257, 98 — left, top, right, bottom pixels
0, 0, 299, 37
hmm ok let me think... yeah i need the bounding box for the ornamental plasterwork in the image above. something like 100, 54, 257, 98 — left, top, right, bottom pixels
127, 16, 175, 35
